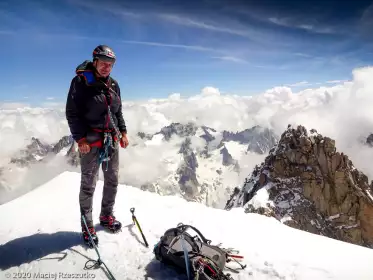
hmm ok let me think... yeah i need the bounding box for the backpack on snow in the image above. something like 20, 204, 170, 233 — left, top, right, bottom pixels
153, 223, 244, 280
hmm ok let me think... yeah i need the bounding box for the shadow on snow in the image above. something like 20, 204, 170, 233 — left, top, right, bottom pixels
0, 229, 188, 279
0, 231, 92, 271
144, 259, 188, 280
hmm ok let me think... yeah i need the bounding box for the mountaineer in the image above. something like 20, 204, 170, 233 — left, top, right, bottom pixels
65, 45, 129, 246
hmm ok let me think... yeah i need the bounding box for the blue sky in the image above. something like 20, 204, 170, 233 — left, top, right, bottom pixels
1, 0, 373, 104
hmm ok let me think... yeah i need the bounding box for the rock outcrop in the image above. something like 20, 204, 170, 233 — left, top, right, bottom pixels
177, 137, 200, 199
137, 132, 152, 140
226, 125, 373, 248
220, 146, 240, 171
155, 122, 199, 141
10, 137, 53, 166
52, 136, 73, 154
221, 126, 278, 154
66, 142, 79, 166
9, 136, 75, 167
366, 133, 373, 147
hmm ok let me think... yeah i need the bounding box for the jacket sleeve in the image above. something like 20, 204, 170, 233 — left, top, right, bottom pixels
114, 83, 127, 134
65, 76, 88, 142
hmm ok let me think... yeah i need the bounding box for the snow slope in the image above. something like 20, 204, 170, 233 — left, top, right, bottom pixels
1, 171, 373, 280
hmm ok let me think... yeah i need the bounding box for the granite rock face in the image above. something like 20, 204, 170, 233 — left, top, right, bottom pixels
155, 122, 199, 141
177, 137, 200, 199
221, 126, 278, 154
226, 125, 373, 248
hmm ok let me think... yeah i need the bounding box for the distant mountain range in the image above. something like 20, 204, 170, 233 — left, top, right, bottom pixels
0, 122, 278, 207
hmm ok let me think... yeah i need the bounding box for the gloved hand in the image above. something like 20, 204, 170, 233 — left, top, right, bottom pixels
120, 132, 129, 148
77, 138, 91, 154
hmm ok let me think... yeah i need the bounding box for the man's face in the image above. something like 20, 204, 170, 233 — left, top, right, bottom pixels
94, 59, 114, 77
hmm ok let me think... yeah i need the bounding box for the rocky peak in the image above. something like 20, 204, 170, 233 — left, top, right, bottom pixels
220, 145, 240, 171
66, 142, 79, 166
200, 126, 216, 142
52, 135, 73, 154
156, 122, 199, 141
177, 137, 200, 199
9, 135, 76, 167
366, 133, 373, 147
226, 125, 373, 248
10, 137, 53, 166
221, 126, 278, 154
220, 146, 235, 166
137, 132, 152, 140
28, 137, 52, 155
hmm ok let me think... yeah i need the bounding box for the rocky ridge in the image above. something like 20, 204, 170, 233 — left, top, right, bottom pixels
226, 125, 373, 248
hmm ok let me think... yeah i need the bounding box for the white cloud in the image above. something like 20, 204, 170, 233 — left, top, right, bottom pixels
268, 17, 336, 34
2, 66, 373, 207
168, 93, 181, 100
68, 0, 141, 19
201, 86, 221, 97
157, 14, 254, 39
285, 81, 310, 87
326, 80, 349, 84
0, 103, 30, 110
212, 56, 247, 63
120, 40, 216, 52
360, 3, 373, 34
40, 102, 64, 108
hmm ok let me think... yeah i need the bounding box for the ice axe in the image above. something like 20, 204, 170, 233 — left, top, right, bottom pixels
130, 207, 149, 247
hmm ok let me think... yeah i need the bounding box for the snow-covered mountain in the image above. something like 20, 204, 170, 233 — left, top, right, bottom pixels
0, 122, 278, 208
135, 122, 278, 207
9, 136, 74, 167
226, 124, 373, 249
1, 171, 373, 280
0, 136, 79, 205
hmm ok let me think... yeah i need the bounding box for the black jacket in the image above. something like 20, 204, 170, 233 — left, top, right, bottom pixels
65, 61, 127, 143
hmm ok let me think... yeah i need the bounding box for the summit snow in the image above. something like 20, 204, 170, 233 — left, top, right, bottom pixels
1, 171, 373, 280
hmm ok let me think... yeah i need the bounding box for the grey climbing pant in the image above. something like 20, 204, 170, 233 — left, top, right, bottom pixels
79, 143, 119, 228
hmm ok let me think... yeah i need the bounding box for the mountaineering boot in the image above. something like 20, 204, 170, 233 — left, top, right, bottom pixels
99, 215, 122, 232
82, 226, 99, 247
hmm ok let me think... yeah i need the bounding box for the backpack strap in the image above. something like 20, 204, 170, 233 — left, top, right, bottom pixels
176, 223, 212, 244
75, 60, 96, 86
77, 71, 95, 85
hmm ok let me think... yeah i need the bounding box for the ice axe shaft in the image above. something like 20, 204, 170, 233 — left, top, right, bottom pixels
130, 207, 149, 247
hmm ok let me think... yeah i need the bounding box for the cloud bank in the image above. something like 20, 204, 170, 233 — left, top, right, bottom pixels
2, 66, 373, 206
